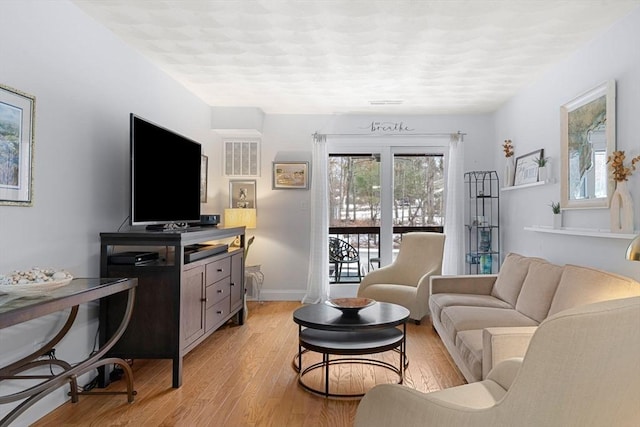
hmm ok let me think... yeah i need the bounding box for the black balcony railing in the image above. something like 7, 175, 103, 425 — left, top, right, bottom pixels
328, 226, 443, 283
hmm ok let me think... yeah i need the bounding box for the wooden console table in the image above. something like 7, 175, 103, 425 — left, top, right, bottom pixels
0, 277, 137, 427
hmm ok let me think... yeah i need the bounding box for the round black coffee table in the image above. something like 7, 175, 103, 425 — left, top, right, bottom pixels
292, 301, 410, 398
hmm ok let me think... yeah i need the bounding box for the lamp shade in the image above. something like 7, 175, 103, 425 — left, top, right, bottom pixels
224, 208, 257, 229
627, 235, 640, 261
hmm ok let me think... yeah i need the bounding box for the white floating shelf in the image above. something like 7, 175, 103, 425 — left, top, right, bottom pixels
524, 225, 637, 239
501, 181, 549, 192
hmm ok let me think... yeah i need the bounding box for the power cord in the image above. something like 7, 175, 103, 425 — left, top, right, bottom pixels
82, 376, 99, 392
43, 349, 57, 376
117, 215, 131, 232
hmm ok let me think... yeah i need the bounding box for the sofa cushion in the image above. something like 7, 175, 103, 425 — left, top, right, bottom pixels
455, 329, 483, 381
440, 306, 539, 343
515, 260, 564, 323
358, 283, 418, 317
547, 265, 640, 317
491, 253, 544, 306
430, 293, 513, 324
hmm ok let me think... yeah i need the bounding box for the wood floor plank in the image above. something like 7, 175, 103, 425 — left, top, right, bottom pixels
32, 301, 464, 427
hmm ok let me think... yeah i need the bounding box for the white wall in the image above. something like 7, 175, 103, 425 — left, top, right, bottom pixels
0, 1, 213, 424
494, 7, 640, 281
212, 113, 494, 300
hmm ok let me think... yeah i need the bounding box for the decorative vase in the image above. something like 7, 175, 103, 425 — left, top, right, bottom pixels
610, 180, 634, 233
553, 213, 562, 229
480, 254, 492, 274
538, 165, 547, 182
504, 157, 515, 187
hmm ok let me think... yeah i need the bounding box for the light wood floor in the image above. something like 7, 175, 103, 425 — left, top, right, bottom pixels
33, 301, 465, 427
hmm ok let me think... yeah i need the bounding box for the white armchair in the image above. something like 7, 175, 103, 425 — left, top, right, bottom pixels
354, 296, 640, 427
357, 232, 445, 323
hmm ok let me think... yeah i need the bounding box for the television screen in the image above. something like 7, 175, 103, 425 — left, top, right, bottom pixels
130, 114, 202, 228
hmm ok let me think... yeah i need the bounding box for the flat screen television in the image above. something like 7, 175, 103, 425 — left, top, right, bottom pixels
130, 114, 202, 229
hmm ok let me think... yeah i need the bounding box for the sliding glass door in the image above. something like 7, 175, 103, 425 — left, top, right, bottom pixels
328, 143, 445, 283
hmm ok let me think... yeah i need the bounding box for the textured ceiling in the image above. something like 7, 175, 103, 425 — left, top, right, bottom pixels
71, 0, 639, 114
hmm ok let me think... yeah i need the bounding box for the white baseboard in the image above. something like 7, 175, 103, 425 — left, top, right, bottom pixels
246, 284, 359, 302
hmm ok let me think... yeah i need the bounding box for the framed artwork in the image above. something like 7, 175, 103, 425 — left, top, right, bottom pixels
200, 155, 208, 202
514, 149, 543, 186
272, 161, 309, 189
230, 179, 257, 208
0, 84, 35, 206
560, 80, 615, 209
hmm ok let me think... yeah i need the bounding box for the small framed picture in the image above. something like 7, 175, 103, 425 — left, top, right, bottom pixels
272, 161, 309, 189
514, 149, 543, 186
200, 155, 208, 203
229, 179, 257, 208
0, 84, 35, 206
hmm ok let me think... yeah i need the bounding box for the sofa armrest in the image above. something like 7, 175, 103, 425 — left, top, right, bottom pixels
486, 357, 523, 390
482, 327, 537, 380
430, 274, 497, 296
415, 269, 442, 306
354, 383, 487, 427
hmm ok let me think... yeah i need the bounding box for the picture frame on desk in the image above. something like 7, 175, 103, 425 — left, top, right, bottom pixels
0, 83, 35, 206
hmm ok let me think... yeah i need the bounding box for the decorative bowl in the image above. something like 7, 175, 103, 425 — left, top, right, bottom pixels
0, 269, 73, 296
325, 297, 376, 316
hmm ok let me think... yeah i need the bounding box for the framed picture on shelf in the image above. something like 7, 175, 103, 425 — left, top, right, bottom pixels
514, 149, 543, 186
0, 84, 35, 206
229, 179, 257, 208
272, 161, 309, 189
200, 155, 208, 202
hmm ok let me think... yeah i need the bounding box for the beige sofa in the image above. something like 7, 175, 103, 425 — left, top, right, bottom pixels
355, 296, 640, 427
429, 252, 640, 383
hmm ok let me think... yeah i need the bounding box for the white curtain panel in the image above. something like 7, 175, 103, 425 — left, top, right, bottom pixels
302, 133, 330, 303
443, 133, 465, 275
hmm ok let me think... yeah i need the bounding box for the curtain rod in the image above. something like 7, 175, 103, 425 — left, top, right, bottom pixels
313, 131, 465, 138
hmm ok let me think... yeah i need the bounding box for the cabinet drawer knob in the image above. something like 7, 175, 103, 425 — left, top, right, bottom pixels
217, 268, 224, 272
201, 298, 208, 302
216, 310, 224, 315
217, 289, 224, 293
230, 282, 235, 287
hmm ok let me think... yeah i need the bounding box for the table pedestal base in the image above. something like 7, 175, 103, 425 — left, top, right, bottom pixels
293, 326, 407, 399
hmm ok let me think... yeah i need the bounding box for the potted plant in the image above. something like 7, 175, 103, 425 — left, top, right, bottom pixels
607, 150, 640, 233
535, 155, 550, 182
549, 201, 562, 229
502, 139, 515, 187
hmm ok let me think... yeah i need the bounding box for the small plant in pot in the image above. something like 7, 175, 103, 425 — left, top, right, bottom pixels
549, 201, 562, 228
534, 156, 548, 167
535, 155, 550, 182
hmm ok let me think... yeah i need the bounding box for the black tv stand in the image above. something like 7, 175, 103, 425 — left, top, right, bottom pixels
99, 226, 246, 388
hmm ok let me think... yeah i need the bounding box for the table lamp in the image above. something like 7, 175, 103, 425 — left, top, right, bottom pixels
224, 208, 257, 230
223, 208, 263, 305
627, 235, 640, 261
224, 208, 257, 250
